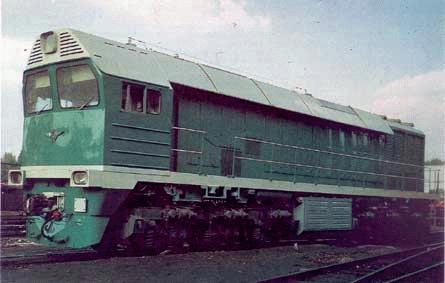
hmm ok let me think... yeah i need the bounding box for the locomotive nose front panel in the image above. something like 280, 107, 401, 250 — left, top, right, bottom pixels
24, 182, 129, 248
22, 109, 105, 166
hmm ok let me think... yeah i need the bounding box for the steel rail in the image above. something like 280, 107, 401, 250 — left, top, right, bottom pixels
0, 237, 345, 267
257, 242, 444, 283
385, 261, 444, 283
1, 249, 101, 266
352, 244, 444, 283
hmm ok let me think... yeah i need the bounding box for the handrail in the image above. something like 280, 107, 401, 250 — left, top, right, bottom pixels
169, 129, 437, 192
171, 149, 202, 155
232, 136, 426, 190
172, 126, 206, 134
234, 136, 424, 169
425, 167, 443, 193
236, 156, 423, 181
171, 126, 207, 174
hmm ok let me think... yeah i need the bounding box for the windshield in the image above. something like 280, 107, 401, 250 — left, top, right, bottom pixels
25, 71, 52, 114
57, 65, 99, 109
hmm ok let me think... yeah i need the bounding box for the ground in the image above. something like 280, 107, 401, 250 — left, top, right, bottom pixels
1, 238, 399, 283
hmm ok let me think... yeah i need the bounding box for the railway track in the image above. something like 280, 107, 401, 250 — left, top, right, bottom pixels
1, 248, 101, 266
259, 242, 444, 283
0, 212, 26, 237
0, 238, 335, 267
3, 234, 443, 269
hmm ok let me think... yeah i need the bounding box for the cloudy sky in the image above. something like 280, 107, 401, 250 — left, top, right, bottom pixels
1, 0, 444, 160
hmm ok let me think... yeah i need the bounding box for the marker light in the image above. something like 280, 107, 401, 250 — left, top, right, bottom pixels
8, 170, 24, 186
72, 171, 88, 185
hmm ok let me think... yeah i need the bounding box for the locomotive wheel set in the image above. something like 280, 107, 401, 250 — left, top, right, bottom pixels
9, 29, 439, 253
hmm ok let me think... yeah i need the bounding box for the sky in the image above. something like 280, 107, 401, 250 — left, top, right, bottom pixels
1, 0, 444, 160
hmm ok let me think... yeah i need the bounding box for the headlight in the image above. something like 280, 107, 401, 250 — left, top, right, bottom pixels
72, 171, 88, 185
8, 170, 24, 185
40, 31, 57, 54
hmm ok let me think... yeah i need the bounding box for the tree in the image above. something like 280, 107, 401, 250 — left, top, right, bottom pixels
425, 158, 445, 166
1, 152, 19, 184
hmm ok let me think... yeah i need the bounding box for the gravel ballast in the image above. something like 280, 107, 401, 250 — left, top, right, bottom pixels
2, 243, 399, 283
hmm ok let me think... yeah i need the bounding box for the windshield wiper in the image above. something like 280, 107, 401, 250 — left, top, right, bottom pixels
78, 96, 95, 110
36, 103, 49, 115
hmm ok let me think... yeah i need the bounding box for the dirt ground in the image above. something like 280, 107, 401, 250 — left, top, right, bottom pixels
1, 239, 399, 283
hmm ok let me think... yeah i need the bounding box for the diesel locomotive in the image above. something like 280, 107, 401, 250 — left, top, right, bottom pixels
9, 29, 438, 252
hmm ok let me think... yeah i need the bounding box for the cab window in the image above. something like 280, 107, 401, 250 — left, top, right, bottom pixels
25, 71, 52, 114
339, 130, 345, 151
146, 89, 161, 114
121, 82, 144, 112
351, 132, 357, 147
57, 65, 99, 109
121, 82, 162, 114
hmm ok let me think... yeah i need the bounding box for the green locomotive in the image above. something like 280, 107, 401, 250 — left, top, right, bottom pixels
9, 29, 438, 251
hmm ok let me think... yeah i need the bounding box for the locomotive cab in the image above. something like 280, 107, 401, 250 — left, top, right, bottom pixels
22, 60, 104, 166
13, 29, 174, 248
18, 57, 114, 247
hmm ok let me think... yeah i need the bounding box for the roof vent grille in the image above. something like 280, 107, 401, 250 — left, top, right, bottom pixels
319, 99, 355, 115
59, 31, 84, 57
27, 40, 43, 65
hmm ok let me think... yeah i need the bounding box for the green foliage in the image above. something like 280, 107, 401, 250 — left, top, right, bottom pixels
2, 152, 17, 164
425, 158, 445, 166
1, 152, 19, 183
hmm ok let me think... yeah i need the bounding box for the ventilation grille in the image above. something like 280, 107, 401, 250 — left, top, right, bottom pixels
27, 40, 43, 65
319, 99, 355, 115
27, 31, 85, 66
59, 31, 84, 57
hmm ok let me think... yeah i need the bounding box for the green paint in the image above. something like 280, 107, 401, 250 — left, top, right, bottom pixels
175, 92, 424, 191
102, 75, 172, 170
27, 214, 109, 248
21, 109, 104, 165
25, 182, 128, 248
19, 29, 428, 250
21, 59, 105, 166
30, 29, 397, 134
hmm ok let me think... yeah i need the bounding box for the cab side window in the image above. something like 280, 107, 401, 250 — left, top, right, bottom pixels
339, 130, 345, 151
121, 82, 144, 112
146, 89, 161, 114
351, 132, 358, 148
121, 82, 161, 114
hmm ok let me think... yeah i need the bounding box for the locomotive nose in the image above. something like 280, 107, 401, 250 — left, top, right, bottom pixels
21, 109, 104, 166
46, 129, 65, 143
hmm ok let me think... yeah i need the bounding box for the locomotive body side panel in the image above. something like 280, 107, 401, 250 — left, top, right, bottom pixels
102, 75, 173, 171
173, 86, 399, 189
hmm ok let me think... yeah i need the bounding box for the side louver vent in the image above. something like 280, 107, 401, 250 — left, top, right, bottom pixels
27, 40, 43, 65
59, 31, 84, 57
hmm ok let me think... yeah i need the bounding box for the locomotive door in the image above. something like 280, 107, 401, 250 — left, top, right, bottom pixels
107, 80, 172, 170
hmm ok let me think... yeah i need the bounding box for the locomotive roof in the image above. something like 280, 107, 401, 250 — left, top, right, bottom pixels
25, 29, 424, 136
